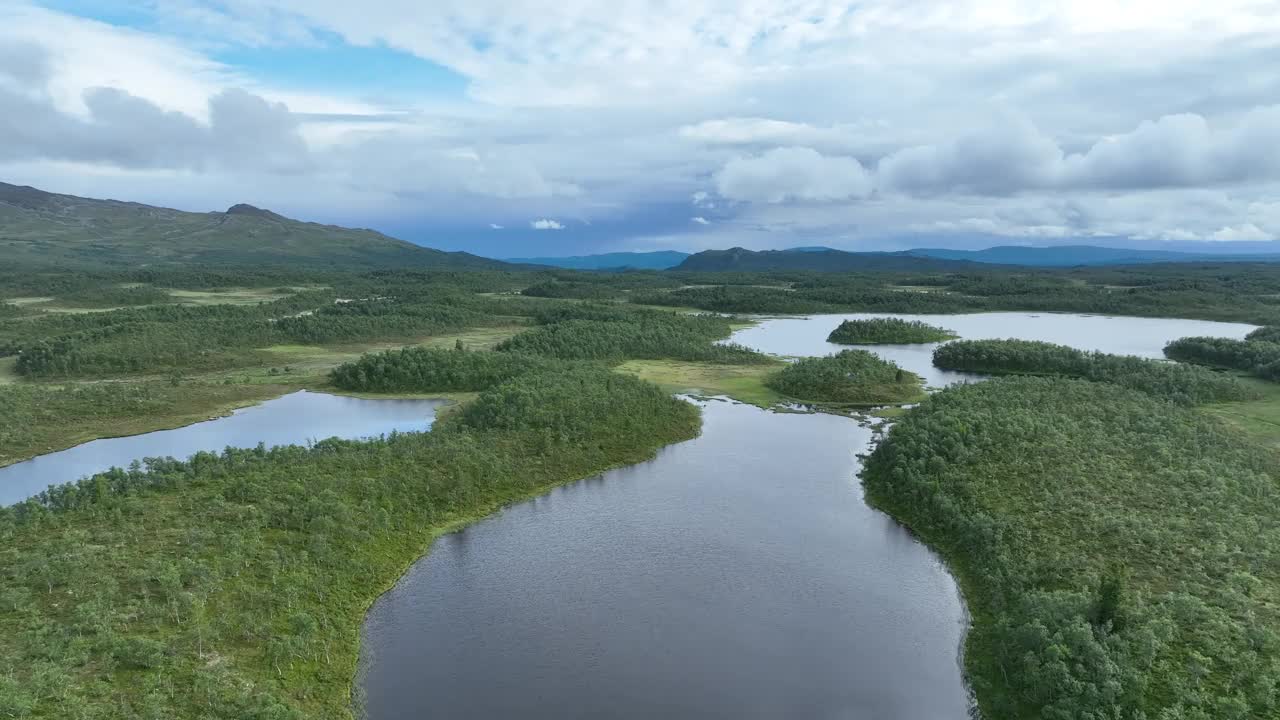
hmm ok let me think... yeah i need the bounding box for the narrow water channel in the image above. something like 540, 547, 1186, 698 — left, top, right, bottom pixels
0, 391, 444, 506
359, 311, 1256, 719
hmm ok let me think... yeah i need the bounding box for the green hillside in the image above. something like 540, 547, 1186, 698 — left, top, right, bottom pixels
0, 182, 509, 270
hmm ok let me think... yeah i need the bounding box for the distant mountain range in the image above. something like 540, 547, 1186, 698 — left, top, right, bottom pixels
522, 244, 1280, 272
0, 182, 512, 270
908, 245, 1280, 266
505, 251, 690, 270
675, 247, 977, 272
8, 180, 1279, 272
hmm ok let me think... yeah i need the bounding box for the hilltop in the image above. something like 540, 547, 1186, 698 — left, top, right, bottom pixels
675, 247, 977, 272
909, 244, 1280, 266
0, 182, 510, 270
505, 250, 690, 270
675, 244, 1280, 272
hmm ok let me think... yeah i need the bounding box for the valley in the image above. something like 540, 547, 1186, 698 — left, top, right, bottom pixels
3, 195, 1280, 719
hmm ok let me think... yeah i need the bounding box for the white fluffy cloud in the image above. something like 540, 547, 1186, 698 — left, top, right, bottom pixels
530, 218, 564, 230
873, 108, 1280, 197
4, 0, 1280, 249
679, 118, 876, 154
1209, 224, 1271, 242
715, 147, 873, 203
166, 0, 1280, 112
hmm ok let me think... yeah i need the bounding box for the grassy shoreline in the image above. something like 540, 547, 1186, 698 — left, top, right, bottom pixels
0, 325, 530, 470
0, 382, 298, 470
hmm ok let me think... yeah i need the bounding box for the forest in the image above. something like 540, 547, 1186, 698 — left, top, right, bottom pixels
329, 346, 564, 393
764, 350, 924, 405
632, 266, 1280, 325
0, 382, 286, 468
933, 338, 1256, 405
7, 292, 506, 378
0, 365, 700, 718
8, 263, 1280, 381
863, 378, 1280, 720
5, 263, 1280, 719
492, 312, 768, 365
826, 317, 955, 344
1164, 332, 1280, 381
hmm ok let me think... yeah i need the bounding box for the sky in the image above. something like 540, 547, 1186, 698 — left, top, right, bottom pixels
2, 1, 1279, 258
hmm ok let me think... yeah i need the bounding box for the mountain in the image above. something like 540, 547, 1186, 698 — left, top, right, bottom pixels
675, 247, 978, 272
908, 245, 1280, 267
676, 244, 1280, 272
0, 182, 512, 270
505, 251, 690, 270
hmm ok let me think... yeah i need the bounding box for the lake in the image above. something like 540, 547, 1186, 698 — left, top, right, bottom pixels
0, 390, 444, 506
359, 398, 972, 719
729, 312, 1258, 387
5, 312, 1253, 717
362, 312, 1254, 719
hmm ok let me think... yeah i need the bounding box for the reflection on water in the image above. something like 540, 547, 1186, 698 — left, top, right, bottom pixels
359, 400, 972, 720
0, 391, 443, 506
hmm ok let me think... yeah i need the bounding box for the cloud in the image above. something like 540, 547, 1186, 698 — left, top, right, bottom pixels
0, 39, 51, 90
171, 0, 1280, 112
531, 218, 564, 230
691, 216, 710, 225
489, 223, 504, 229
0, 54, 309, 173
877, 108, 1280, 197
1209, 223, 1271, 242
878, 115, 1064, 195
6, 1, 1280, 250
715, 147, 873, 203
679, 118, 872, 154
1062, 108, 1280, 189
335, 135, 583, 200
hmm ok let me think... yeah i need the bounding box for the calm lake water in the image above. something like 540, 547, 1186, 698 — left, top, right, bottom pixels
359, 311, 1256, 720
359, 399, 971, 720
730, 312, 1258, 387
0, 390, 444, 506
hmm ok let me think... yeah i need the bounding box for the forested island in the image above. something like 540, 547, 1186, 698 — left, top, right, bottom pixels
3, 257, 1280, 719
933, 338, 1256, 405
826, 317, 955, 344
765, 350, 924, 405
